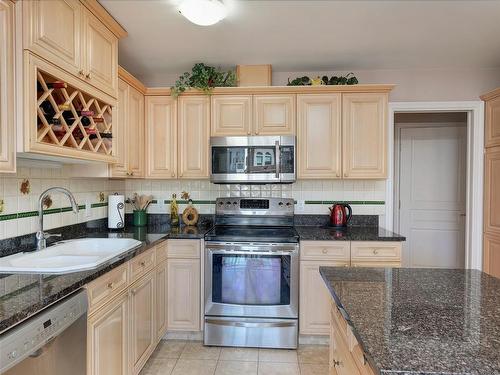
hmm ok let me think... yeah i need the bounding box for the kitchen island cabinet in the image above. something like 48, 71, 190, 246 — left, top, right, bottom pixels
320, 267, 500, 375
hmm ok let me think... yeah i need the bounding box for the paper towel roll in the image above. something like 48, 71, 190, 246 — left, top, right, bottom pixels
108, 194, 125, 229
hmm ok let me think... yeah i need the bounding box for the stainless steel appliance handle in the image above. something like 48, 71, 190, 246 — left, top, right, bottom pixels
208, 249, 297, 257
205, 319, 296, 328
205, 242, 298, 254
275, 140, 280, 178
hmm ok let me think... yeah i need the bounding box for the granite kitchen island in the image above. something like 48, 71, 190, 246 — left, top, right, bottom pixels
319, 267, 500, 375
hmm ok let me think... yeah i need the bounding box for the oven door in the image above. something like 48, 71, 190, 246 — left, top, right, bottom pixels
210, 136, 296, 183
204, 242, 299, 319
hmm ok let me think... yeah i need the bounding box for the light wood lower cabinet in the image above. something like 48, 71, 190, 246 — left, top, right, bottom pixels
483, 233, 500, 278
350, 241, 402, 266
329, 303, 376, 375
130, 271, 156, 375
167, 258, 201, 331
300, 260, 348, 335
87, 292, 129, 375
156, 260, 168, 341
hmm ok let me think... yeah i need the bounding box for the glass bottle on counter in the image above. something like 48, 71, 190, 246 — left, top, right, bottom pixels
170, 193, 179, 226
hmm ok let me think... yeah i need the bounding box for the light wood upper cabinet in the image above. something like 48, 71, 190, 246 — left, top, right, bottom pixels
167, 258, 200, 331
484, 147, 500, 235
146, 96, 177, 178
178, 96, 210, 178
111, 79, 144, 177
342, 93, 388, 179
23, 0, 82, 77
0, 0, 16, 173
82, 8, 118, 98
254, 95, 295, 135
155, 260, 168, 341
87, 292, 129, 375
23, 0, 122, 98
297, 94, 342, 178
211, 95, 252, 136
111, 79, 128, 176
485, 93, 500, 148
130, 272, 156, 375
127, 86, 145, 177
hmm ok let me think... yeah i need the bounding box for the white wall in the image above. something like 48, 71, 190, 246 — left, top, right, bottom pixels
148, 67, 500, 102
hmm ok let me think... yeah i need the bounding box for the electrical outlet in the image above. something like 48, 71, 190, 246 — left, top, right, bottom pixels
85, 199, 91, 218
296, 200, 305, 212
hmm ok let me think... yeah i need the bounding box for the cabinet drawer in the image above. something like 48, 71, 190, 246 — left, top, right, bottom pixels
86, 262, 128, 312
156, 240, 168, 263
130, 247, 156, 283
351, 242, 401, 261
301, 241, 350, 261
167, 239, 200, 259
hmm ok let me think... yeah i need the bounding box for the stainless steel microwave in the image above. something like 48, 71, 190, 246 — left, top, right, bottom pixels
210, 135, 296, 184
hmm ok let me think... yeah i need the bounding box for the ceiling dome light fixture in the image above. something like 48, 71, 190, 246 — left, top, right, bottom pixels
179, 0, 228, 26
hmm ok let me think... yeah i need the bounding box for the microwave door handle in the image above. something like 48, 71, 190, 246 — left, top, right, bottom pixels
275, 140, 280, 179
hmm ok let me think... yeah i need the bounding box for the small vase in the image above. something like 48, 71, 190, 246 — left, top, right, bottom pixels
133, 210, 147, 227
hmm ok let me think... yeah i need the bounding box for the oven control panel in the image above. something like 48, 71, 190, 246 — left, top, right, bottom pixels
215, 197, 295, 216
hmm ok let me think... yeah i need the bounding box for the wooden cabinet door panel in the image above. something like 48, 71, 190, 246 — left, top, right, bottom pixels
167, 258, 200, 331
127, 86, 144, 177
297, 94, 342, 178
130, 272, 155, 375
146, 96, 177, 178
254, 95, 295, 135
299, 260, 349, 335
87, 292, 128, 375
485, 96, 500, 148
211, 95, 252, 136
0, 0, 15, 173
342, 93, 387, 179
110, 79, 129, 177
484, 147, 500, 234
83, 8, 118, 97
24, 0, 82, 76
178, 96, 210, 178
484, 233, 500, 278
156, 261, 168, 341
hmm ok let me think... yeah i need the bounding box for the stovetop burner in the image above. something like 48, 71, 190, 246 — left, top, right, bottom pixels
204, 225, 299, 243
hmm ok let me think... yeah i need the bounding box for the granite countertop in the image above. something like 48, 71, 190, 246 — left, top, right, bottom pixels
295, 225, 405, 241
0, 219, 212, 334
319, 267, 500, 375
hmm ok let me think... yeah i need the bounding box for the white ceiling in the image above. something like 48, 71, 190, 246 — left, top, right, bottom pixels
100, 0, 500, 86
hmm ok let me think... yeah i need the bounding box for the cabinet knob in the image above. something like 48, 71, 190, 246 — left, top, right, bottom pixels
322, 248, 328, 254
140, 261, 146, 267
373, 249, 379, 255
85, 72, 92, 79
171, 172, 175, 177
333, 360, 343, 368
255, 130, 259, 135
336, 173, 340, 178
78, 70, 84, 76
107, 282, 114, 289
247, 131, 251, 135
130, 171, 134, 176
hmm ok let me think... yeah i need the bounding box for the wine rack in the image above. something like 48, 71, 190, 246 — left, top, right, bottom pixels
36, 69, 114, 157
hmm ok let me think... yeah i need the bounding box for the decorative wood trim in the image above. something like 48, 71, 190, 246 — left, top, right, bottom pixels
118, 66, 146, 95
480, 87, 500, 101
80, 0, 127, 38
145, 84, 396, 97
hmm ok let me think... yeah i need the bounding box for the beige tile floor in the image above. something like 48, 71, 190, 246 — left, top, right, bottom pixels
140, 340, 329, 375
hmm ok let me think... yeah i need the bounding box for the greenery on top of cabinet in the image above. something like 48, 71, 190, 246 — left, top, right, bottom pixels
171, 63, 236, 97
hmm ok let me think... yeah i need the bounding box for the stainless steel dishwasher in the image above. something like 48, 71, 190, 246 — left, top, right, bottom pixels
0, 290, 88, 375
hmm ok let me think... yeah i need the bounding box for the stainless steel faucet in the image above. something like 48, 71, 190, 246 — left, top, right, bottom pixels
36, 187, 79, 251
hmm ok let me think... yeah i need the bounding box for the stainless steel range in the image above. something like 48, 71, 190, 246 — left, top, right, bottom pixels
204, 197, 299, 349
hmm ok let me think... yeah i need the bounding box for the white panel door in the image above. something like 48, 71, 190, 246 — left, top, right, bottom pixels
399, 126, 466, 268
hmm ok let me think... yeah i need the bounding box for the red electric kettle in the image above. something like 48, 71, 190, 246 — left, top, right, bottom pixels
329, 203, 352, 227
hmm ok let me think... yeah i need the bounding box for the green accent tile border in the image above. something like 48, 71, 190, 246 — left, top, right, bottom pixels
163, 200, 216, 205
0, 202, 111, 222
305, 200, 385, 205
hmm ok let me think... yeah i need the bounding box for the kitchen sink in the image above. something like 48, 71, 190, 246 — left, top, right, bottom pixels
0, 238, 142, 274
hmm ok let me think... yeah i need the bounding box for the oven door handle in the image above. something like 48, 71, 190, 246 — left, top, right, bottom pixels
205, 319, 296, 328
207, 249, 298, 256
